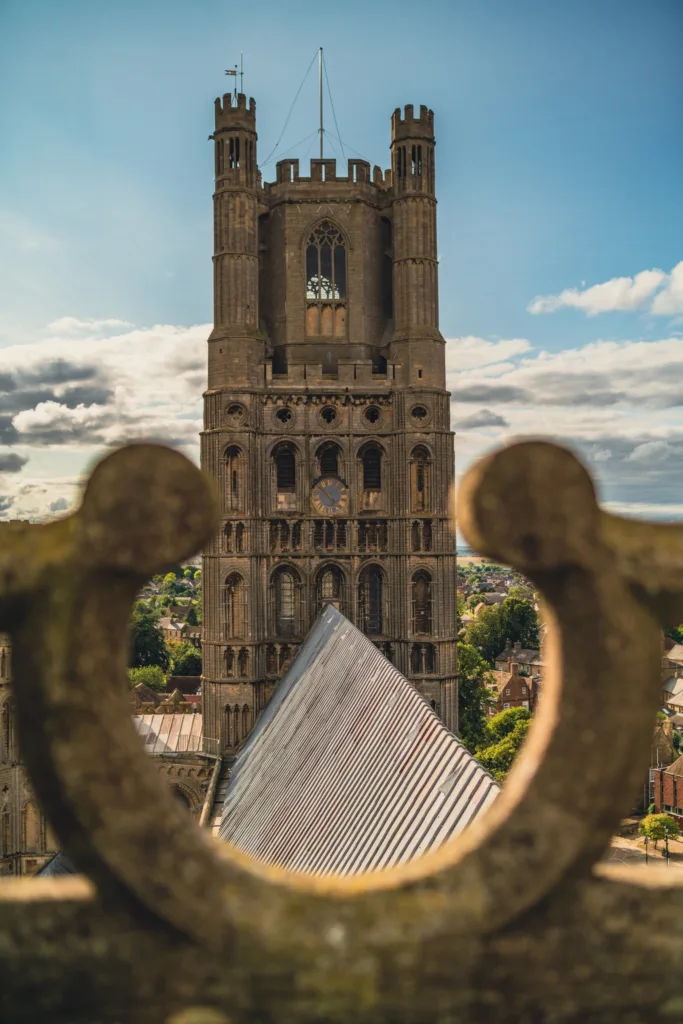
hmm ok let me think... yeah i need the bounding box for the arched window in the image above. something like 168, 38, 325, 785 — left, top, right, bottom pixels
361, 446, 382, 491
318, 442, 340, 478
410, 446, 431, 512
316, 565, 345, 615
22, 802, 43, 853
272, 566, 300, 637
422, 520, 432, 552
223, 705, 232, 748
358, 565, 383, 635
266, 644, 277, 675
224, 522, 233, 553
225, 647, 235, 677
223, 573, 245, 638
225, 446, 243, 511
2, 700, 13, 763
412, 571, 432, 635
238, 647, 249, 677
0, 649, 6, 677
411, 521, 421, 552
274, 446, 296, 493
305, 221, 347, 339
235, 523, 245, 552
172, 787, 192, 811
1, 808, 10, 857
242, 704, 251, 736
233, 705, 240, 746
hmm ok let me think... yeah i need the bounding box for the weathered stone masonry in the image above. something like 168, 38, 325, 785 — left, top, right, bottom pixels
201, 93, 458, 753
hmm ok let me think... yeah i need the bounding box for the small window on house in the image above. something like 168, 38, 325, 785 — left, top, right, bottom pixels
505, 688, 511, 695
503, 702, 510, 710
275, 448, 296, 492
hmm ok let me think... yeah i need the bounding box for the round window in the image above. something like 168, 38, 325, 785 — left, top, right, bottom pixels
276, 408, 293, 424
411, 405, 428, 423
364, 406, 381, 425
321, 406, 337, 425
226, 403, 245, 425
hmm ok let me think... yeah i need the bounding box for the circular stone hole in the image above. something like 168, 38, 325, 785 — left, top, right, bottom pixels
411, 405, 428, 423
321, 406, 336, 424
276, 408, 293, 424
227, 404, 244, 421
365, 406, 381, 424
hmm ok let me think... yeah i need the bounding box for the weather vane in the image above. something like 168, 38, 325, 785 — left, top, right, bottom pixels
224, 53, 244, 100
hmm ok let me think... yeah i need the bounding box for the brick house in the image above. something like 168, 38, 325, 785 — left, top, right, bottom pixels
652, 753, 683, 821
487, 670, 537, 717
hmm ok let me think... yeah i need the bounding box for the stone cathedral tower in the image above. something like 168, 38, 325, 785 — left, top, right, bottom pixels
201, 92, 458, 755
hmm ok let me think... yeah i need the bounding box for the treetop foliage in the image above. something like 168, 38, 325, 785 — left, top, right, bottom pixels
462, 596, 540, 665
638, 813, 681, 845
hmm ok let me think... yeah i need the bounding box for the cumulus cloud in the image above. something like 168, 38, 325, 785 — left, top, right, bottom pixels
456, 408, 509, 430
528, 263, 682, 317
48, 497, 69, 513
0, 453, 28, 473
447, 331, 683, 511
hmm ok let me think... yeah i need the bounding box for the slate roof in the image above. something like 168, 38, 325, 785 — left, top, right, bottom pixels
218, 605, 499, 876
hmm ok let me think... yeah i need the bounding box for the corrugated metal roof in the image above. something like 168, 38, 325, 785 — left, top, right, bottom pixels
218, 606, 499, 876
133, 713, 203, 754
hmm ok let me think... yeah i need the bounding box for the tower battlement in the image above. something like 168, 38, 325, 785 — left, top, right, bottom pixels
214, 92, 256, 131
391, 104, 434, 142
266, 157, 391, 190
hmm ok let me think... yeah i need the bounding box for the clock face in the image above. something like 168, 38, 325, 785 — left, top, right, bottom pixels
311, 477, 349, 516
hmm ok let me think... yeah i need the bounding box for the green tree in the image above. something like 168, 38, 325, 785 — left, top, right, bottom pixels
162, 572, 178, 595
508, 584, 534, 601
183, 567, 193, 579
457, 643, 494, 753
129, 606, 170, 670
170, 641, 202, 676
639, 813, 681, 849
193, 569, 201, 582
128, 665, 167, 692
475, 707, 532, 783
186, 604, 199, 626
666, 624, 683, 644
462, 597, 539, 665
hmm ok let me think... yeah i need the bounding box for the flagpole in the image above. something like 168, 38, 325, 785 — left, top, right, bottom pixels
319, 47, 323, 159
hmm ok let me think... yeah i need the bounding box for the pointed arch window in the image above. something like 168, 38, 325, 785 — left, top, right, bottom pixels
272, 566, 300, 637
305, 221, 347, 339
316, 564, 345, 615
2, 699, 13, 763
223, 573, 246, 639
362, 446, 382, 491
225, 446, 243, 511
410, 445, 431, 512
358, 565, 384, 636
412, 571, 432, 635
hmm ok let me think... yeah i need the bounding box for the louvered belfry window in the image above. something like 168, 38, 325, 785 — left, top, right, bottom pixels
305, 221, 347, 338
412, 571, 432, 635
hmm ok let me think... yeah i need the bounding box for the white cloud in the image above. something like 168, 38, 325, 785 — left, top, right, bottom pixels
47, 316, 134, 333
651, 262, 683, 316
528, 268, 669, 316
527, 262, 683, 319
446, 336, 532, 371
627, 440, 672, 463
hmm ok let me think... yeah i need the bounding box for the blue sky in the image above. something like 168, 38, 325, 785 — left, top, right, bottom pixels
0, 0, 681, 519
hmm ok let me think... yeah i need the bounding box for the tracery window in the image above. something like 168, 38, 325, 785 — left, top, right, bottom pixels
358, 565, 384, 636
305, 221, 347, 338
316, 565, 345, 615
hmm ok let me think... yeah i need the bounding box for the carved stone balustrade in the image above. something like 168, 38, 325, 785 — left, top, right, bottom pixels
1, 440, 683, 1023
